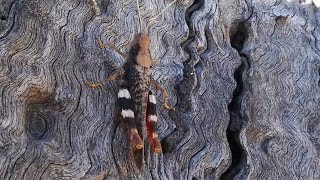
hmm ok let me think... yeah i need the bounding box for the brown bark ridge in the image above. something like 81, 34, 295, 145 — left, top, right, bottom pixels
0, 0, 319, 179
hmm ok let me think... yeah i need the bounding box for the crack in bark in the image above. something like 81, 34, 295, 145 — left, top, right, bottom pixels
178, 0, 204, 111
221, 21, 250, 180
181, 0, 204, 64
0, 0, 17, 39
318, 68, 320, 87
162, 0, 205, 155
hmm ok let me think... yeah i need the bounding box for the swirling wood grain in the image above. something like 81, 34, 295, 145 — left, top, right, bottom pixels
0, 0, 319, 179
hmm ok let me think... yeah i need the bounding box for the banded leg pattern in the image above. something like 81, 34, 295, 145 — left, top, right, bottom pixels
118, 87, 143, 150
146, 91, 162, 153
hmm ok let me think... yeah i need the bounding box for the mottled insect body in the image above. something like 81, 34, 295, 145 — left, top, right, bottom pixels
88, 34, 170, 153
87, 0, 177, 167
119, 34, 161, 152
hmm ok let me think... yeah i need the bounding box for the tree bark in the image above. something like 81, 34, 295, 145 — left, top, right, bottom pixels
0, 0, 319, 179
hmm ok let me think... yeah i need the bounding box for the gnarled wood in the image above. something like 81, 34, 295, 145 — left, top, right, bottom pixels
0, 0, 319, 179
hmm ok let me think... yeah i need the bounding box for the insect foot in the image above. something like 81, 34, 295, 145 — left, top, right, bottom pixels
164, 98, 175, 111
152, 137, 162, 153
131, 129, 144, 149
85, 82, 102, 89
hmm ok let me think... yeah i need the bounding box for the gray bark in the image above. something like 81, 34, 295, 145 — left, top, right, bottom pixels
0, 0, 319, 179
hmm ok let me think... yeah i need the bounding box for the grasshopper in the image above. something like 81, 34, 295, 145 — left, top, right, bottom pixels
87, 0, 177, 166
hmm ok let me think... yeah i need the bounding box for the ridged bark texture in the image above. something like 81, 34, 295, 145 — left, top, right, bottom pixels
0, 0, 319, 179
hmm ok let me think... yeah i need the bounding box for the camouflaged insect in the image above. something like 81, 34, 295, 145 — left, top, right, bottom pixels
87, 0, 177, 168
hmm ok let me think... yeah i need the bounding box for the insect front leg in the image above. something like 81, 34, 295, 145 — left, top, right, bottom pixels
151, 80, 175, 111
118, 82, 144, 150
97, 37, 127, 59
86, 68, 124, 88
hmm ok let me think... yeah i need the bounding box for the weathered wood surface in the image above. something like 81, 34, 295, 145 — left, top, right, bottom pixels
0, 0, 319, 179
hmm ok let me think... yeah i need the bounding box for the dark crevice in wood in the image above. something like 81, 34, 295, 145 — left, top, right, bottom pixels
162, 0, 204, 154
0, 0, 16, 20
318, 68, 320, 87
185, 0, 204, 23
0, 0, 17, 39
181, 0, 204, 63
221, 57, 249, 180
221, 22, 250, 180
179, 0, 204, 111
229, 22, 248, 51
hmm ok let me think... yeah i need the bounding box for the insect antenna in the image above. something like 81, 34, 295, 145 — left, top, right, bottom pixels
136, 0, 146, 33
146, 0, 178, 30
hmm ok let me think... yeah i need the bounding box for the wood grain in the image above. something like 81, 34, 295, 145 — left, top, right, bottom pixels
0, 0, 319, 179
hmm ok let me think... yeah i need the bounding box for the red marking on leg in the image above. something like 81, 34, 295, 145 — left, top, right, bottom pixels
146, 91, 162, 153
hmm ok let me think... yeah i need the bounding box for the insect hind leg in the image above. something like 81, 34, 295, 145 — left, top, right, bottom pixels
146, 91, 162, 153
118, 84, 143, 150
151, 80, 175, 111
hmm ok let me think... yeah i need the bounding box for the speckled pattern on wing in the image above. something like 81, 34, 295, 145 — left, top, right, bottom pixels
123, 61, 152, 136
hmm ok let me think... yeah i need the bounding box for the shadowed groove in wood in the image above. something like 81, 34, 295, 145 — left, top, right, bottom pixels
221, 21, 250, 180
171, 0, 242, 178
161, 0, 205, 156
318, 67, 320, 87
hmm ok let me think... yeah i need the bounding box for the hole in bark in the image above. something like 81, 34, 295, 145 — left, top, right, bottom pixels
26, 114, 47, 139
275, 16, 288, 24
25, 91, 56, 141
229, 22, 248, 51
261, 136, 274, 154
192, 177, 198, 180
221, 22, 249, 179
0, 16, 5, 21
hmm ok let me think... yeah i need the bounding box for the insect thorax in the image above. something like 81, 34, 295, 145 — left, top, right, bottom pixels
123, 62, 152, 97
